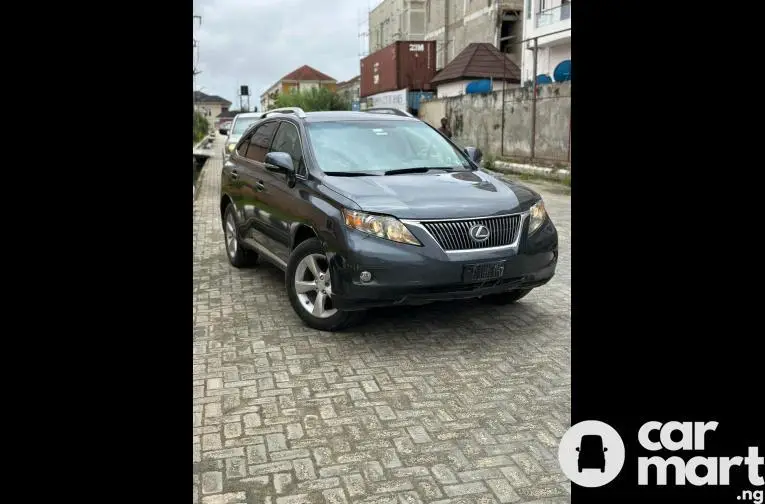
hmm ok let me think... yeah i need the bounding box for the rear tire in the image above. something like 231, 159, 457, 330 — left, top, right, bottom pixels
286, 238, 364, 331
223, 204, 258, 268
481, 288, 532, 305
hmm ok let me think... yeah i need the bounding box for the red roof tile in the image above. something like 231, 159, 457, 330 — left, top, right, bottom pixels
281, 65, 336, 82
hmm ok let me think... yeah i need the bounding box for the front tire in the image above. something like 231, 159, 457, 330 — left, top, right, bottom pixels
223, 204, 257, 268
286, 238, 364, 331
481, 288, 532, 305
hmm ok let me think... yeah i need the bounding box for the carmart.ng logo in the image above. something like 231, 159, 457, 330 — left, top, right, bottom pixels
559, 419, 764, 499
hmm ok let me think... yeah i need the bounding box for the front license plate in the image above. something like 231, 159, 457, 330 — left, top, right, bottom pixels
463, 261, 505, 283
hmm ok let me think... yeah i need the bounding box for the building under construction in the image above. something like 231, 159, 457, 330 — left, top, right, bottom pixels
368, 0, 523, 70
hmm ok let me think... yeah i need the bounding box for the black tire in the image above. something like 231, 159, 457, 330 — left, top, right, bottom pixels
223, 204, 258, 268
286, 238, 364, 331
481, 288, 532, 305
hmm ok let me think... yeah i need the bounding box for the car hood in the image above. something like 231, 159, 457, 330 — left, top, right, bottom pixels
322, 169, 539, 219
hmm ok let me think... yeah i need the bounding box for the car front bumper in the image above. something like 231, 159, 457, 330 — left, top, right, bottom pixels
328, 214, 558, 311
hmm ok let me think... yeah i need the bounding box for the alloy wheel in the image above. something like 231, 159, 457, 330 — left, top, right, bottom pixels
294, 253, 337, 319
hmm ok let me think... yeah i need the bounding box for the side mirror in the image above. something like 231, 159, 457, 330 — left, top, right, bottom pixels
219, 129, 228, 135
603, 447, 608, 452
265, 152, 295, 174
575, 447, 580, 452
464, 146, 483, 164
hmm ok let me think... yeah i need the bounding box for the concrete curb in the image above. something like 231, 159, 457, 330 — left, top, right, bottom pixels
491, 160, 571, 181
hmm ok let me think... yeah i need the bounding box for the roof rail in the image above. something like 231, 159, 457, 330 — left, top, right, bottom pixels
365, 107, 415, 118
262, 107, 307, 119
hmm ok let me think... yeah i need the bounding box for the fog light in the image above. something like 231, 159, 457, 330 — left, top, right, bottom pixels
360, 271, 372, 282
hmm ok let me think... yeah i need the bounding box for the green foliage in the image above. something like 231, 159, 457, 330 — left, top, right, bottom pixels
193, 111, 209, 144
273, 87, 350, 112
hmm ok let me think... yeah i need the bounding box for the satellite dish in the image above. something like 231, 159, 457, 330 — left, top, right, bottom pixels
554, 60, 571, 82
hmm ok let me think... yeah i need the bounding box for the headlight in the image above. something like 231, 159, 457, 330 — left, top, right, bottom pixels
528, 200, 548, 235
342, 209, 421, 246
226, 143, 236, 153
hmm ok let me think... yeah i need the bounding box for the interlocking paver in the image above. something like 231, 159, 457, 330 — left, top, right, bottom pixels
194, 137, 571, 503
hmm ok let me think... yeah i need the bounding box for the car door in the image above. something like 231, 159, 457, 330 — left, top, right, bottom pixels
259, 120, 315, 263
234, 120, 280, 250
221, 130, 254, 221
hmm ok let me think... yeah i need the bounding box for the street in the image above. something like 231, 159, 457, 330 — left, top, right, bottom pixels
193, 136, 572, 504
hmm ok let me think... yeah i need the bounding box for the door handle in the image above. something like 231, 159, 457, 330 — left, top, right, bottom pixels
255, 180, 265, 192
230, 170, 239, 180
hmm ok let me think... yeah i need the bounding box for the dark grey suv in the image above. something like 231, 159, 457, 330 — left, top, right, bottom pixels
220, 107, 558, 331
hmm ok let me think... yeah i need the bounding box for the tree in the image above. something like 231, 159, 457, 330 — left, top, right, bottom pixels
273, 86, 349, 112
193, 111, 209, 143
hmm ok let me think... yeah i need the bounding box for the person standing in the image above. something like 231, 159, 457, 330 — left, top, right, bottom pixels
437, 117, 452, 138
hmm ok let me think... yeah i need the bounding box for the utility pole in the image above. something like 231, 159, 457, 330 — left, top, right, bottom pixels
193, 15, 202, 118
530, 36, 538, 161
443, 0, 449, 66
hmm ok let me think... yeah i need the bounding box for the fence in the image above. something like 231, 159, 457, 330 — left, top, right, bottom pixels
418, 28, 571, 166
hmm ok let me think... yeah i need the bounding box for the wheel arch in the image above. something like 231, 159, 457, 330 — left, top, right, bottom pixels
290, 223, 319, 252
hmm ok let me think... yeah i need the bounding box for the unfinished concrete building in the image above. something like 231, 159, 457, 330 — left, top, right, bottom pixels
368, 0, 524, 71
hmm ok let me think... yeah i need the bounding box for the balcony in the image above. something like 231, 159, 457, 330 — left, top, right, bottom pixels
535, 3, 571, 28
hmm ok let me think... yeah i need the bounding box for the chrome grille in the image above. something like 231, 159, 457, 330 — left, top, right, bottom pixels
420, 215, 522, 251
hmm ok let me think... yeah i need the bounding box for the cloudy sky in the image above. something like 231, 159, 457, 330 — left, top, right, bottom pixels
193, 0, 382, 108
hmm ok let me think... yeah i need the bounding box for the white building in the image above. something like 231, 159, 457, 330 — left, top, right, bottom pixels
520, 0, 571, 85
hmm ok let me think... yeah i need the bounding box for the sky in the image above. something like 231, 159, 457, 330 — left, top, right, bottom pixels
193, 0, 383, 109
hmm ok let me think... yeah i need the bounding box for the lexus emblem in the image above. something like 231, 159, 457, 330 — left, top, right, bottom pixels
469, 224, 490, 242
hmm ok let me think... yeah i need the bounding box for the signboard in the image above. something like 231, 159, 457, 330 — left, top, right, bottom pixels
368, 89, 408, 111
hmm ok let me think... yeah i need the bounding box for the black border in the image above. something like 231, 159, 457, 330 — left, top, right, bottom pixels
574, 1, 763, 502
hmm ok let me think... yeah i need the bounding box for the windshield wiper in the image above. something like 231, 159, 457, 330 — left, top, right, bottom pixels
383, 167, 458, 176
323, 171, 380, 177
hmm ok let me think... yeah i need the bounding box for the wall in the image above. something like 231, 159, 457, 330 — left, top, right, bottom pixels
436, 80, 518, 98
195, 102, 227, 126
423, 0, 524, 69
420, 82, 570, 160
521, 41, 570, 83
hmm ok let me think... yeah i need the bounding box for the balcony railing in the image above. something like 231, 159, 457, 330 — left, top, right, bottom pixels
535, 3, 571, 28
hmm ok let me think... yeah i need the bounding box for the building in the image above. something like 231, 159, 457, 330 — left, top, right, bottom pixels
336, 75, 361, 109
430, 43, 521, 98
520, 0, 571, 85
260, 65, 338, 111
368, 0, 524, 71
194, 91, 232, 126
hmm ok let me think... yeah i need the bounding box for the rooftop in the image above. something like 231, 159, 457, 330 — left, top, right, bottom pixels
430, 43, 521, 86
194, 90, 232, 105
281, 65, 336, 82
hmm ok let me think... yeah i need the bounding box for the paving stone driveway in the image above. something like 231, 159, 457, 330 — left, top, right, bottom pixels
193, 137, 571, 504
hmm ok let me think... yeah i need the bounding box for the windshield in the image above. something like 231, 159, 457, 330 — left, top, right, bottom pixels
305, 120, 471, 173
232, 117, 259, 135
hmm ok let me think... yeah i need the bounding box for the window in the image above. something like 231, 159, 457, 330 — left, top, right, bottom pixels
305, 120, 471, 174
244, 121, 279, 162
526, 0, 531, 18
270, 122, 305, 175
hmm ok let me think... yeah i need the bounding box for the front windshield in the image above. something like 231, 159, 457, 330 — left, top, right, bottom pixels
305, 120, 471, 173
232, 117, 258, 135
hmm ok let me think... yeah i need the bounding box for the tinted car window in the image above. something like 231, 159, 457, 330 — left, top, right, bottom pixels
245, 121, 279, 162
306, 120, 470, 173
270, 122, 305, 174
